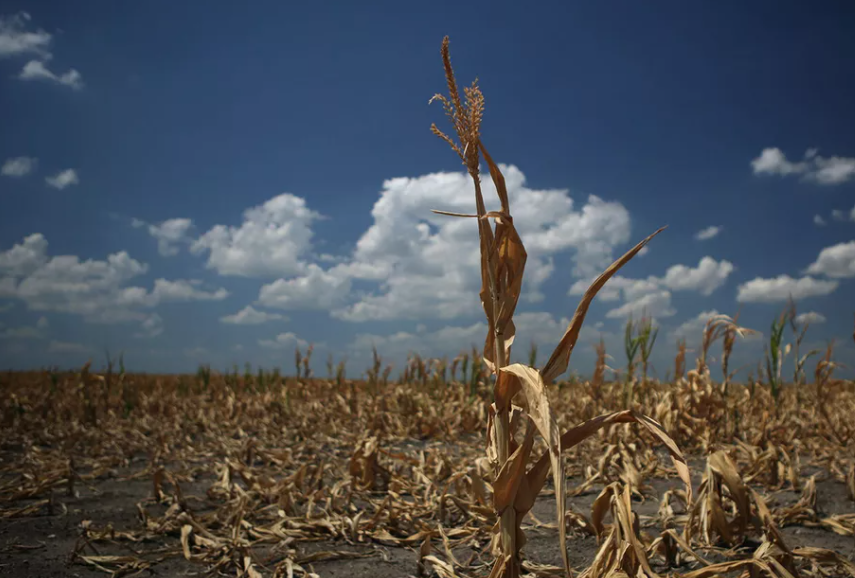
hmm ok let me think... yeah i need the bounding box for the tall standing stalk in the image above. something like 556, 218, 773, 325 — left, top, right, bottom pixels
428, 36, 689, 577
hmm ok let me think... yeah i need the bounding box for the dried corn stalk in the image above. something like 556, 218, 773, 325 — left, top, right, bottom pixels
429, 36, 690, 578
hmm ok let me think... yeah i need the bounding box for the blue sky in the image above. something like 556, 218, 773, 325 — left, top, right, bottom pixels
1, 1, 854, 379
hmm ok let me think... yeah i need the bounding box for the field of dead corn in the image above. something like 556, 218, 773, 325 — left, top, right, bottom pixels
2, 37, 855, 578
1, 342, 854, 578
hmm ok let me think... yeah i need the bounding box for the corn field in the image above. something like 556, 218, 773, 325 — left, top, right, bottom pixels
1, 37, 854, 578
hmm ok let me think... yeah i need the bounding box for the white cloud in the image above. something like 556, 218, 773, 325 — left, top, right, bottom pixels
0, 233, 48, 276
669, 309, 720, 344
330, 165, 632, 322
795, 311, 826, 325
814, 214, 827, 227
605, 290, 676, 319
751, 148, 809, 176
19, 60, 83, 90
661, 256, 734, 296
2, 156, 37, 177
569, 256, 733, 321
751, 147, 855, 185
45, 168, 79, 189
810, 156, 855, 185
0, 12, 50, 58
177, 166, 634, 323
694, 226, 721, 241
259, 263, 351, 311
736, 275, 838, 303
805, 241, 855, 278
136, 218, 193, 256
191, 193, 320, 277
0, 234, 227, 336
150, 279, 228, 302
48, 340, 90, 354
220, 305, 287, 325
830, 205, 855, 223
258, 331, 308, 350
135, 314, 163, 338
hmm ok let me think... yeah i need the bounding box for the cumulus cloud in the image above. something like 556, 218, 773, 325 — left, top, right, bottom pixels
150, 279, 228, 302
829, 205, 855, 223
259, 264, 351, 311
19, 60, 83, 90
805, 241, 855, 278
258, 331, 308, 350
751, 148, 810, 176
605, 290, 676, 319
0, 233, 227, 336
736, 275, 838, 303
0, 233, 48, 277
811, 156, 855, 185
662, 257, 734, 296
813, 215, 827, 227
694, 226, 722, 241
570, 256, 733, 320
220, 305, 287, 325
197, 166, 632, 322
1, 156, 37, 177
329, 165, 631, 321
795, 311, 826, 325
135, 314, 163, 338
0, 12, 51, 58
45, 168, 78, 189
751, 147, 855, 185
1, 13, 83, 91
134, 218, 193, 256
191, 193, 320, 277
669, 309, 720, 343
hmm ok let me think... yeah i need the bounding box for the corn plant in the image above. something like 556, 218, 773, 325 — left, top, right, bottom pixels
765, 307, 789, 403
814, 341, 849, 445
697, 313, 754, 378
623, 315, 642, 408
636, 314, 658, 384
196, 363, 211, 391
786, 300, 819, 388
366, 345, 383, 395
528, 341, 537, 368
302, 344, 314, 379
335, 358, 346, 388
428, 36, 690, 577
674, 338, 687, 381
591, 338, 607, 396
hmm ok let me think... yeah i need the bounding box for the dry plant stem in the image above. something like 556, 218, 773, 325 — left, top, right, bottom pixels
473, 154, 517, 573
494, 339, 516, 573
